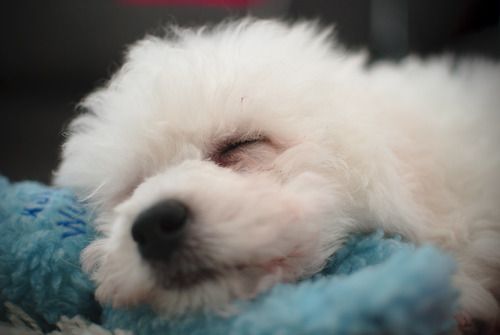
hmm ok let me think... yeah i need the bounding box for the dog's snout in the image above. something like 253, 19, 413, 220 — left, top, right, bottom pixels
131, 199, 189, 262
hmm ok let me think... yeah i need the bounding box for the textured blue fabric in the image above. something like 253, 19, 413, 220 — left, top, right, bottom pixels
0, 176, 99, 330
103, 233, 458, 335
0, 176, 459, 334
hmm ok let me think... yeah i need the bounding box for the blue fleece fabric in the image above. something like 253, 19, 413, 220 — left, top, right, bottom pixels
0, 176, 459, 334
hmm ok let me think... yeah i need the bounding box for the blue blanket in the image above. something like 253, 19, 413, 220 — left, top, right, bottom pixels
0, 176, 458, 334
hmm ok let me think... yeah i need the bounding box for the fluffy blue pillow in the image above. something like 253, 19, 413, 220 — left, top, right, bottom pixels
0, 176, 458, 334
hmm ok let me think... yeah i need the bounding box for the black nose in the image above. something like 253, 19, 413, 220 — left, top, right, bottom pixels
131, 199, 189, 262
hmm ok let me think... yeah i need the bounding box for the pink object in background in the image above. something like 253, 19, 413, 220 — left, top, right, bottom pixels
119, 0, 263, 7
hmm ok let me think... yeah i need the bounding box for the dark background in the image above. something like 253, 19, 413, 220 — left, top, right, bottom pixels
1, 0, 499, 183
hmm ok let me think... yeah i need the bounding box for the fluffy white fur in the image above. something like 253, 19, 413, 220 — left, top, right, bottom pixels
54, 19, 500, 322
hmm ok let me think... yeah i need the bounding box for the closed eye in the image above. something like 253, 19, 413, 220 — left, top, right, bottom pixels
211, 135, 267, 167
219, 137, 264, 156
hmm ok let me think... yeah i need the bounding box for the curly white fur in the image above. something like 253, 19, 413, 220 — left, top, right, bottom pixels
54, 19, 500, 322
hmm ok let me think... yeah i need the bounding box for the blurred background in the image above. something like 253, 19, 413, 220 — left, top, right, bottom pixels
1, 0, 499, 183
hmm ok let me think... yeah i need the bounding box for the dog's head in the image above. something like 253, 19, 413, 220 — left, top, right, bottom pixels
54, 20, 368, 314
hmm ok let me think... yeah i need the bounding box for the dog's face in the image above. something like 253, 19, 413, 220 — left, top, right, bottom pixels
55, 20, 367, 314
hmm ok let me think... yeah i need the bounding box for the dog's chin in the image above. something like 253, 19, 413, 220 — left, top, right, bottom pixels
95, 259, 287, 316
85, 238, 297, 315
150, 263, 285, 315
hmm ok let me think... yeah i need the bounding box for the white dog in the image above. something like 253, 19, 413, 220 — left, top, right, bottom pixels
54, 19, 500, 325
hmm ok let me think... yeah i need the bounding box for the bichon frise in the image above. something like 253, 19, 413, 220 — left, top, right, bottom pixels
54, 19, 500, 325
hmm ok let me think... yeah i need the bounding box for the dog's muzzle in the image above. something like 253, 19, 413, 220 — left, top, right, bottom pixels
131, 199, 189, 262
